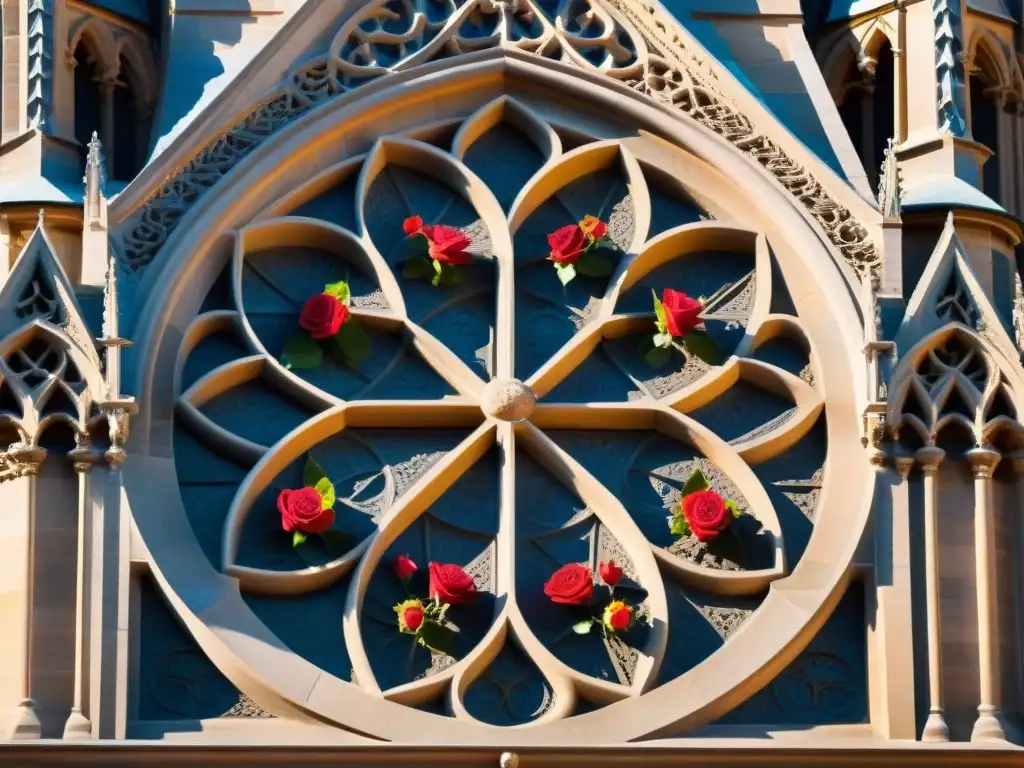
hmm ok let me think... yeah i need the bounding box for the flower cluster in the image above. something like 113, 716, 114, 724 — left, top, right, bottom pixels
543, 561, 639, 636
668, 467, 744, 544
401, 215, 472, 287
275, 458, 351, 550
646, 288, 722, 369
392, 555, 477, 655
280, 280, 372, 370
547, 215, 618, 286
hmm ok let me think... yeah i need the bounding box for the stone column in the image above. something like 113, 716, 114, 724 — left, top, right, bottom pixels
892, 47, 906, 145
7, 446, 47, 740
63, 439, 94, 739
916, 446, 949, 741
966, 446, 1005, 741
993, 89, 1014, 211
96, 78, 116, 160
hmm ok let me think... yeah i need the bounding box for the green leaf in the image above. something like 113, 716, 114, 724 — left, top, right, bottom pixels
321, 530, 355, 557
652, 333, 673, 349
292, 531, 307, 548
281, 333, 323, 370
575, 252, 614, 277
303, 457, 328, 487
323, 280, 350, 305
331, 320, 372, 365
681, 467, 710, 497
437, 265, 461, 287
555, 262, 576, 286
402, 256, 433, 279
416, 620, 456, 655
432, 257, 443, 276
725, 499, 742, 519
644, 345, 671, 369
572, 619, 594, 635
681, 329, 724, 366
315, 477, 335, 510
669, 510, 690, 537
652, 289, 667, 333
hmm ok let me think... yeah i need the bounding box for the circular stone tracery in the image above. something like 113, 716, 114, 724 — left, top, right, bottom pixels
143, 80, 869, 744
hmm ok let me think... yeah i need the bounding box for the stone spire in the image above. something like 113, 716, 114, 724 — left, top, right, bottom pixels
81, 133, 110, 287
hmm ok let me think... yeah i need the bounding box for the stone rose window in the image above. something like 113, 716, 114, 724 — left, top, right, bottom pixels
150, 88, 859, 741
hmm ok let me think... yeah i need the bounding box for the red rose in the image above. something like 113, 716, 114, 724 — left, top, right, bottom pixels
682, 489, 731, 542
548, 225, 587, 265
299, 293, 350, 339
603, 600, 632, 632
403, 215, 424, 235
276, 486, 334, 534
599, 560, 623, 587
426, 225, 471, 265
428, 562, 477, 604
543, 563, 594, 605
580, 215, 607, 240
662, 289, 703, 337
393, 554, 418, 582
395, 599, 425, 632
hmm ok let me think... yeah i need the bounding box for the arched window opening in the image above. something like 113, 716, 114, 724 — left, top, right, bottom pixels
113, 54, 150, 182
72, 42, 102, 163
969, 54, 1003, 204
870, 42, 895, 182
835, 40, 895, 189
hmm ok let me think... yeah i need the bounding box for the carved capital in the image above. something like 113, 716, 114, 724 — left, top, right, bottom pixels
63, 48, 78, 69
915, 446, 945, 474
67, 436, 94, 474
966, 446, 1001, 479
0, 444, 47, 482
99, 399, 136, 467
893, 454, 915, 478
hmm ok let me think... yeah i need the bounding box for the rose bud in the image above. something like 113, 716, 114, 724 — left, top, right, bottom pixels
393, 554, 418, 582
299, 293, 350, 339
395, 599, 425, 633
661, 289, 703, 337
603, 600, 633, 632
599, 560, 623, 587
403, 215, 425, 235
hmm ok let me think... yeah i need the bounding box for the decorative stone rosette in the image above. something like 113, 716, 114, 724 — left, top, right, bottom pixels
174, 96, 825, 731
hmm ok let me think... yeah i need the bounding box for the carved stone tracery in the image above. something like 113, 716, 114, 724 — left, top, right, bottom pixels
118, 0, 880, 284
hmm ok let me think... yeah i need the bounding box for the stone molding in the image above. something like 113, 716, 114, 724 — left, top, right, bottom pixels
116, 0, 881, 284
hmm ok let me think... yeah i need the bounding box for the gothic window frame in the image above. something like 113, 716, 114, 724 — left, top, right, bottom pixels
116, 43, 875, 743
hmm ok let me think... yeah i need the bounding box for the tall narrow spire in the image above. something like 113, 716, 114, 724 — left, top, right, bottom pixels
80, 134, 109, 287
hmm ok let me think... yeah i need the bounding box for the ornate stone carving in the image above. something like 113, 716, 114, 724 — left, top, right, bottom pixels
118, 0, 880, 285
165, 101, 837, 733
933, 0, 968, 136
27, 0, 54, 131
